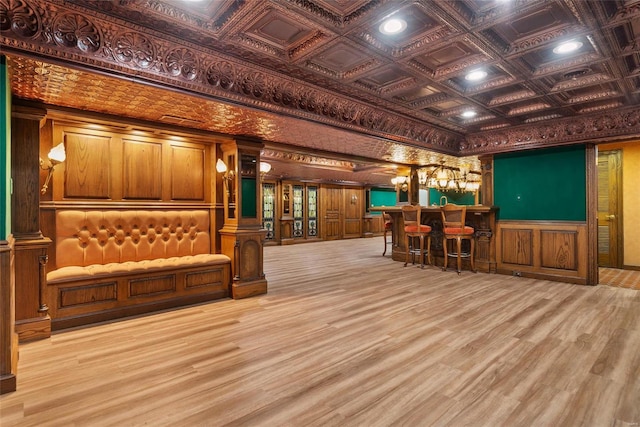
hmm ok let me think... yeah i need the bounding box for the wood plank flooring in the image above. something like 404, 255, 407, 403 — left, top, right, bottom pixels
600, 267, 640, 290
1, 238, 639, 426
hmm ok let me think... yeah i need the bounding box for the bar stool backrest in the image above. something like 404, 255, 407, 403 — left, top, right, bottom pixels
401, 205, 421, 229
441, 204, 467, 233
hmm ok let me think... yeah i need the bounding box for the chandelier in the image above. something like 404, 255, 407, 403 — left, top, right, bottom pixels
417, 161, 481, 193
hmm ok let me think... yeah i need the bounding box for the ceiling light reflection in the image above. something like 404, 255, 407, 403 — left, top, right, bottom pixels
379, 18, 407, 35
553, 40, 583, 54
465, 69, 487, 81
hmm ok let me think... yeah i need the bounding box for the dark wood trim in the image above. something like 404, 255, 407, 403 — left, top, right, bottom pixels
585, 144, 599, 285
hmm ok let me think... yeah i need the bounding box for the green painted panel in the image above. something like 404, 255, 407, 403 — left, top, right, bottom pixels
494, 145, 586, 221
0, 55, 10, 239
428, 188, 475, 206
370, 188, 396, 215
241, 177, 257, 218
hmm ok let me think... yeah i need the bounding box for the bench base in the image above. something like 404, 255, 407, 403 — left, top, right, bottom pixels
48, 263, 231, 330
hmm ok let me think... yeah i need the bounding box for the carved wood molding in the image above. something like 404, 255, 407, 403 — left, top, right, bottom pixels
461, 106, 640, 154
0, 0, 461, 153
262, 148, 355, 171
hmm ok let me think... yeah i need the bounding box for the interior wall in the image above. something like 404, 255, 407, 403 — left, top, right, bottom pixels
599, 140, 640, 267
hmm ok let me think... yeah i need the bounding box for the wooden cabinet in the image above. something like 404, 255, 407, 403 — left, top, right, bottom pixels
269, 181, 320, 244
261, 183, 369, 244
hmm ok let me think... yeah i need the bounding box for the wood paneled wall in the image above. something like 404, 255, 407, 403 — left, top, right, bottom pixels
51, 124, 210, 203
496, 220, 588, 285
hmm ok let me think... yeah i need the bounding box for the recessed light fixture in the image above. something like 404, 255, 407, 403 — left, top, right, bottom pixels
465, 69, 488, 81
462, 110, 477, 118
553, 40, 583, 54
379, 18, 407, 35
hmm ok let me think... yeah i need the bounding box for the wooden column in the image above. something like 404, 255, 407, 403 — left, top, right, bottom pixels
479, 155, 494, 206
11, 104, 52, 342
217, 138, 267, 299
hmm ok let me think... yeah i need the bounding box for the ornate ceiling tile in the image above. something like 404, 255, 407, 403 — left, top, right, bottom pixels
0, 0, 462, 153
2, 0, 640, 172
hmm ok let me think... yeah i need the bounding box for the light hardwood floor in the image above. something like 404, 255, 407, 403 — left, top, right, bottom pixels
1, 238, 639, 426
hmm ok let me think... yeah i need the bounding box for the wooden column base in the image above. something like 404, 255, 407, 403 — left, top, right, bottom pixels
15, 316, 51, 342
0, 332, 18, 394
220, 226, 267, 300
232, 277, 268, 299
13, 238, 52, 343
1, 240, 18, 394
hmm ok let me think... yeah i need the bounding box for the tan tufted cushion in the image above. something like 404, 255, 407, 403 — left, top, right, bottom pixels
55, 210, 213, 269
47, 253, 231, 284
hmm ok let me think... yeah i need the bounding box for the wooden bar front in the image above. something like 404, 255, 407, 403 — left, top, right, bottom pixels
370, 205, 498, 273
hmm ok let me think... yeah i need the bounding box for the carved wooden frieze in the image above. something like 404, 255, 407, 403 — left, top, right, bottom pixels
461, 106, 640, 154
0, 0, 461, 153
262, 149, 355, 171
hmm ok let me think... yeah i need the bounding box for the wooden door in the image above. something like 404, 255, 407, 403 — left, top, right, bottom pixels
597, 150, 622, 267
343, 187, 362, 238
322, 186, 342, 240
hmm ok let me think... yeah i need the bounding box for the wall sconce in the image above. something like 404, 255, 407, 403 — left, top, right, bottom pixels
216, 158, 234, 194
40, 142, 66, 194
391, 175, 409, 192
260, 161, 272, 177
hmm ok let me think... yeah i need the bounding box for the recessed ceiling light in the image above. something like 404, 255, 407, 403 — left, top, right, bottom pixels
553, 40, 583, 54
462, 110, 477, 118
379, 18, 407, 35
465, 69, 488, 81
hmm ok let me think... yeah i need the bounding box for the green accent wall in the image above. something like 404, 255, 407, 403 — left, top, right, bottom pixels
494, 145, 586, 221
370, 188, 396, 215
0, 55, 10, 239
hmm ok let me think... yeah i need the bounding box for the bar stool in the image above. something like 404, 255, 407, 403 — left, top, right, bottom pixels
382, 212, 393, 256
401, 205, 432, 268
441, 204, 475, 274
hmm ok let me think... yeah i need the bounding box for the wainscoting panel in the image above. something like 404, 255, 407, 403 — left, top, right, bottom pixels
540, 230, 578, 271
497, 221, 587, 284
500, 228, 532, 266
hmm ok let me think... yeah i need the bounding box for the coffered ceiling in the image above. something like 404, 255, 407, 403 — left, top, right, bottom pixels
2, 0, 640, 185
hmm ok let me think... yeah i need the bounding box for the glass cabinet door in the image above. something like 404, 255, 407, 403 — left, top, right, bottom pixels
262, 182, 275, 240
293, 184, 304, 238
308, 185, 317, 237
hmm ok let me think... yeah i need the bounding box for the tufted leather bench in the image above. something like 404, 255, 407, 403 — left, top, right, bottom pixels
46, 210, 231, 329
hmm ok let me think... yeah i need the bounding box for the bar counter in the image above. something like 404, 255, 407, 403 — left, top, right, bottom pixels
370, 205, 498, 273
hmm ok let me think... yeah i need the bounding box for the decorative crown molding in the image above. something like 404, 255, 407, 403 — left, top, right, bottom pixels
462, 106, 640, 154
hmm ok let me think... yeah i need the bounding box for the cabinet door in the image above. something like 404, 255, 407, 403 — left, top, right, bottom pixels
293, 184, 304, 238
307, 185, 318, 238
322, 186, 342, 240
343, 187, 362, 238
262, 182, 276, 241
